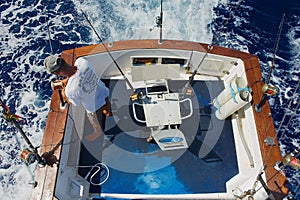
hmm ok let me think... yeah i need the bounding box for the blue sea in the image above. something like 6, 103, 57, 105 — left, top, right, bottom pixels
0, 0, 299, 199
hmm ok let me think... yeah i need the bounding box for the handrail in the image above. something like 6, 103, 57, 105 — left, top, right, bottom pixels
132, 102, 146, 123
180, 98, 193, 120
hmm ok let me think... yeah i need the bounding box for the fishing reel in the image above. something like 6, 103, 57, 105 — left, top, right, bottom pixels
282, 154, 300, 171
181, 86, 194, 97
255, 83, 279, 112
261, 83, 278, 96
20, 148, 39, 164
130, 91, 146, 103
51, 80, 68, 109
149, 16, 162, 32
20, 148, 46, 167
51, 80, 64, 91
274, 152, 300, 176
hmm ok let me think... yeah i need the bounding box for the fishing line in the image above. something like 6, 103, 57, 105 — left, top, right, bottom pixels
80, 9, 134, 91
255, 150, 300, 195
266, 13, 285, 84
46, 15, 54, 55
252, 83, 300, 197
238, 147, 299, 199
276, 82, 300, 140
36, 108, 81, 148
263, 79, 300, 166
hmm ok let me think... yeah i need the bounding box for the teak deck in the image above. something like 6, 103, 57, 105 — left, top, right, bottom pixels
31, 39, 287, 200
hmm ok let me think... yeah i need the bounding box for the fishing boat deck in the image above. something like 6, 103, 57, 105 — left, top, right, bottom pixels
78, 79, 239, 195
30, 40, 287, 200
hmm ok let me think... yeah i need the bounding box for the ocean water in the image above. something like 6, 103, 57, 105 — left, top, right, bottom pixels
0, 0, 299, 199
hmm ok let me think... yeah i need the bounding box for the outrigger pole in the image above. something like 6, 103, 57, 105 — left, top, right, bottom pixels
81, 10, 135, 91
0, 98, 46, 167
255, 14, 285, 112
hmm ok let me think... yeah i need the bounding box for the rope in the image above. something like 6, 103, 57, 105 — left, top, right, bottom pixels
71, 163, 110, 186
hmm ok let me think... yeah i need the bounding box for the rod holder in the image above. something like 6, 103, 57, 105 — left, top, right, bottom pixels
255, 84, 278, 112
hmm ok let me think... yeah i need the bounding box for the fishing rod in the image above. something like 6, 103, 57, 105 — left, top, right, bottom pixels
159, 0, 163, 44
45, 15, 66, 108
267, 13, 285, 84
0, 98, 46, 167
183, 0, 245, 93
81, 9, 135, 91
255, 14, 285, 112
150, 0, 163, 44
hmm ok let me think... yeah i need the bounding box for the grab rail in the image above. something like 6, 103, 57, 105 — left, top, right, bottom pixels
180, 98, 193, 120
132, 102, 146, 123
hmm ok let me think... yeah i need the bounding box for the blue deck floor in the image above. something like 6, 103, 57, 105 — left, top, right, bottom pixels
78, 80, 239, 195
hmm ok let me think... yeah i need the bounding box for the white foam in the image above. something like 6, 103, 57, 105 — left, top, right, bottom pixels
75, 0, 221, 43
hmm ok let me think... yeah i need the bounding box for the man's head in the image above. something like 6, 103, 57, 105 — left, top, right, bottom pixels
44, 55, 62, 73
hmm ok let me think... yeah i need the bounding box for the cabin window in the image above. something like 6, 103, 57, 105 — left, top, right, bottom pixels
133, 58, 158, 66
162, 58, 186, 66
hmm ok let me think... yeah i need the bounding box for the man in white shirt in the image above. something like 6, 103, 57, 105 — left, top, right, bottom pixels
44, 55, 112, 141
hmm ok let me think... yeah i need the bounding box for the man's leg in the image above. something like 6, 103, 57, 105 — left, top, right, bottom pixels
85, 110, 104, 141
102, 97, 112, 116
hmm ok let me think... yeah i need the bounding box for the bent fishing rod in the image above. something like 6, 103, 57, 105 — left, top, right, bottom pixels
0, 98, 46, 166
81, 9, 135, 91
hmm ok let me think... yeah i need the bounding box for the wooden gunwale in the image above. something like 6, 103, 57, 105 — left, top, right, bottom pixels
31, 39, 286, 199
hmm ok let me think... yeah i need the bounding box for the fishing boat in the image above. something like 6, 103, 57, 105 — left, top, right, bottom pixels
19, 2, 298, 200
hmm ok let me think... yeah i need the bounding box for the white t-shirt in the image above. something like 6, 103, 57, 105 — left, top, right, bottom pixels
65, 57, 109, 113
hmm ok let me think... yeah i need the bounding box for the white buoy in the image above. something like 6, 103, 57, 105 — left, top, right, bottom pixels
215, 90, 252, 120
213, 77, 248, 108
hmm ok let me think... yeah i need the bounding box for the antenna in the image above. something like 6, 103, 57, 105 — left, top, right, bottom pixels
150, 0, 163, 44
255, 14, 285, 112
